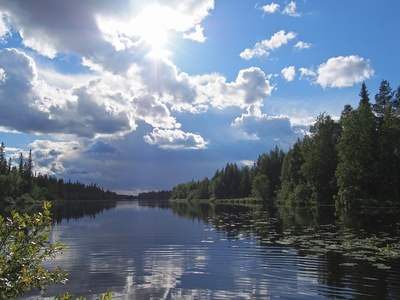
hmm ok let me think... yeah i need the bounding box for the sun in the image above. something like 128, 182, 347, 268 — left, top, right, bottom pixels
141, 25, 168, 49
134, 5, 173, 58
142, 27, 170, 58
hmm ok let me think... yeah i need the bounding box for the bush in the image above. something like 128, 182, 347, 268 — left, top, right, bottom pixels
0, 202, 68, 298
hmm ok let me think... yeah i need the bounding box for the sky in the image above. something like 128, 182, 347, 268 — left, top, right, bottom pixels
0, 0, 399, 195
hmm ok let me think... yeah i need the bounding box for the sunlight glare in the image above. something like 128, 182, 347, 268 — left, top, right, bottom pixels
134, 5, 175, 57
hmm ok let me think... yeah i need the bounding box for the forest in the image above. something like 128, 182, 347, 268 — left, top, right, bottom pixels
170, 80, 400, 208
0, 146, 118, 204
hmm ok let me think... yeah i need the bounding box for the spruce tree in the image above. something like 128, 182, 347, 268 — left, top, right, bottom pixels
393, 85, 400, 110
359, 81, 370, 106
300, 113, 341, 205
336, 101, 378, 206
0, 142, 6, 175
374, 79, 394, 118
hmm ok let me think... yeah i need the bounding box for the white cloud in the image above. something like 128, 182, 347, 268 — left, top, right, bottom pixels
294, 41, 312, 50
299, 67, 316, 80
143, 128, 208, 150
238, 160, 255, 167
262, 30, 297, 50
316, 55, 374, 88
239, 47, 268, 61
183, 24, 207, 42
231, 113, 303, 148
0, 67, 5, 83
282, 1, 301, 17
30, 140, 83, 176
281, 66, 296, 82
134, 94, 179, 129
240, 30, 297, 60
37, 67, 96, 89
29, 139, 121, 184
197, 67, 273, 114
0, 11, 10, 38
260, 3, 280, 14
1, 1, 214, 70
0, 48, 136, 138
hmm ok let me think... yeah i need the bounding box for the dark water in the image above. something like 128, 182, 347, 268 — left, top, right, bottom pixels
16, 200, 400, 299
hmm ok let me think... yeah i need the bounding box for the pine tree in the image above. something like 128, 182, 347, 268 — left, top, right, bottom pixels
277, 140, 309, 205
0, 142, 6, 175
255, 146, 285, 199
359, 81, 370, 106
373, 79, 394, 118
393, 85, 400, 110
300, 113, 341, 205
336, 101, 378, 206
18, 152, 24, 175
376, 105, 400, 200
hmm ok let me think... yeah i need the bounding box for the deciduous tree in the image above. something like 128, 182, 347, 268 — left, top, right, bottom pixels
0, 202, 68, 298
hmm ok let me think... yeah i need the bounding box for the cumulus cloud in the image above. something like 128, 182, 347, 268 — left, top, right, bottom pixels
0, 67, 5, 83
294, 41, 312, 50
0, 11, 10, 39
137, 58, 199, 113
231, 113, 303, 148
0, 0, 214, 71
316, 55, 374, 88
183, 24, 207, 42
0, 1, 298, 158
281, 66, 296, 82
30, 139, 120, 184
197, 67, 273, 114
282, 1, 301, 17
143, 128, 208, 150
30, 140, 84, 176
299, 67, 316, 80
259, 3, 280, 14
240, 30, 297, 60
0, 48, 135, 138
0, 46, 275, 148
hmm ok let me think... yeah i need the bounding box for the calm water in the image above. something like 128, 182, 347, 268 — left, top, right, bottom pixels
17, 200, 400, 299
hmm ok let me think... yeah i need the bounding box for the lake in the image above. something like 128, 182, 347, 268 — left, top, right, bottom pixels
18, 200, 400, 299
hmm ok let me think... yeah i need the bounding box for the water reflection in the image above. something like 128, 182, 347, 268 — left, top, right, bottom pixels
17, 200, 400, 299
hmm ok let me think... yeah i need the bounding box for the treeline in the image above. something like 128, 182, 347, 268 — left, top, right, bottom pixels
0, 145, 118, 204
171, 147, 285, 202
171, 80, 400, 207
137, 190, 171, 201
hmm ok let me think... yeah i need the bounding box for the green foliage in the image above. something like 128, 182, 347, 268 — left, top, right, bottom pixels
168, 81, 400, 208
251, 174, 270, 201
0, 142, 118, 204
336, 100, 378, 205
300, 113, 341, 205
278, 140, 317, 206
0, 202, 68, 299
373, 79, 394, 118
359, 81, 370, 107
375, 105, 400, 198
255, 146, 285, 200
171, 149, 285, 203
137, 190, 171, 200
55, 291, 114, 300
277, 80, 400, 207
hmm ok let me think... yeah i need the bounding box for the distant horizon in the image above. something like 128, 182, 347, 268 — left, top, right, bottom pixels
0, 1, 399, 194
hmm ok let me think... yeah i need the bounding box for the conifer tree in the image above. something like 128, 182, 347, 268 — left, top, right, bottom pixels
336, 99, 378, 206
300, 113, 341, 205
374, 79, 394, 118
0, 142, 6, 175
359, 81, 371, 106
277, 140, 309, 205
393, 85, 400, 110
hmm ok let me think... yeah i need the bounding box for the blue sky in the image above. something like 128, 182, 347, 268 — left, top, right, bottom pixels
0, 0, 399, 194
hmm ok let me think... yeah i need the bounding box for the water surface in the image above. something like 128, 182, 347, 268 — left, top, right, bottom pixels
19, 200, 400, 299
